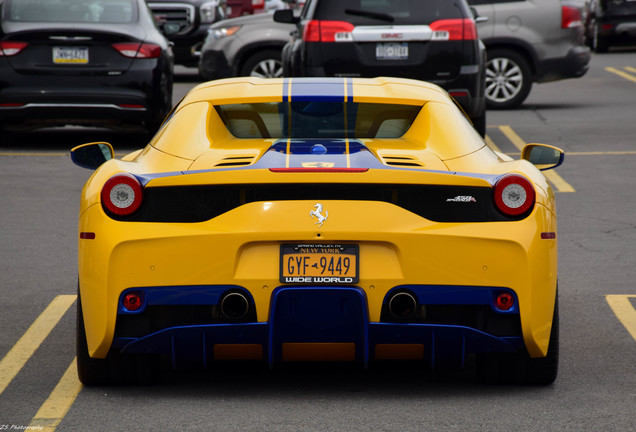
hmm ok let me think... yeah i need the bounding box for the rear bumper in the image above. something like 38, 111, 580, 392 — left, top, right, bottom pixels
78, 199, 558, 361
536, 45, 591, 82
0, 62, 162, 127
115, 286, 523, 368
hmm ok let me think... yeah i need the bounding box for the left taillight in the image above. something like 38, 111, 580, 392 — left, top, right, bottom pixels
493, 174, 535, 217
112, 42, 162, 58
0, 41, 28, 56
101, 173, 143, 217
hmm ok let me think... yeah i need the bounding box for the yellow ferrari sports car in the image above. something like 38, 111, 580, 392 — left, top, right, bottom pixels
71, 77, 564, 385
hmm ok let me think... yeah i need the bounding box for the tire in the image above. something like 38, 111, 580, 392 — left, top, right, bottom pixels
76, 289, 110, 385
240, 49, 284, 78
477, 292, 559, 385
485, 49, 533, 110
76, 287, 160, 385
593, 21, 609, 53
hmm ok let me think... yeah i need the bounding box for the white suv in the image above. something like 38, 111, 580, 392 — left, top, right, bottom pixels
468, 0, 591, 109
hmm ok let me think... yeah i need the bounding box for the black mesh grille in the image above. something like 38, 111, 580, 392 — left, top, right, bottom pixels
105, 183, 524, 223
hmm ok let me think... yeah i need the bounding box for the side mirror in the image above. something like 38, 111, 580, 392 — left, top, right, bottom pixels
70, 142, 114, 170
521, 143, 564, 171
274, 9, 299, 24
471, 7, 488, 23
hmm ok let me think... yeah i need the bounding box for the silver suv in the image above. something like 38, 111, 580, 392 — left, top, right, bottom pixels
468, 0, 591, 109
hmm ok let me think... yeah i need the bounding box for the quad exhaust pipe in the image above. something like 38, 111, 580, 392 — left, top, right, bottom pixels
220, 292, 250, 321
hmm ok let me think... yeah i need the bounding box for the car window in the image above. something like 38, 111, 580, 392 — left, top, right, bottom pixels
5, 0, 138, 23
215, 102, 422, 139
314, 0, 465, 25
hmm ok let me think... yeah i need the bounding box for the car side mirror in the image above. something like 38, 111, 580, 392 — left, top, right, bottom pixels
521, 143, 564, 171
71, 142, 114, 170
471, 7, 488, 23
274, 9, 299, 24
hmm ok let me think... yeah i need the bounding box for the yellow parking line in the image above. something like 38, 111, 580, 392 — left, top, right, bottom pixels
484, 134, 503, 153
498, 126, 575, 193
625, 66, 636, 74
28, 358, 82, 432
0, 295, 76, 395
606, 295, 636, 342
606, 67, 636, 84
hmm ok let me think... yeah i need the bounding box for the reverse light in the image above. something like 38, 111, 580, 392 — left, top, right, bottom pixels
0, 41, 28, 56
101, 173, 143, 216
113, 43, 162, 58
495, 292, 515, 311
561, 6, 582, 29
493, 174, 536, 217
303, 20, 355, 42
123, 291, 144, 312
430, 18, 477, 41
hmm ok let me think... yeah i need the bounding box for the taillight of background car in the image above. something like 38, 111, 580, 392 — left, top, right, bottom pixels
0, 41, 28, 56
112, 43, 162, 59
562, 6, 583, 29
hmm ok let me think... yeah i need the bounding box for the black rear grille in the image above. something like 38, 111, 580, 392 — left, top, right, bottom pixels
147, 3, 195, 35
105, 183, 524, 223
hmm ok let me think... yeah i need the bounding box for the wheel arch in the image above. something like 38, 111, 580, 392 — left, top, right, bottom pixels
483, 38, 539, 80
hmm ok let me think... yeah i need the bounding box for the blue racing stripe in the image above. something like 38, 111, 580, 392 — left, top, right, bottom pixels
290, 78, 347, 102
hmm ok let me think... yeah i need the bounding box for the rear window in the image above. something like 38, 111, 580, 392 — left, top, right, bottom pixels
314, 0, 466, 25
215, 102, 421, 139
5, 0, 138, 23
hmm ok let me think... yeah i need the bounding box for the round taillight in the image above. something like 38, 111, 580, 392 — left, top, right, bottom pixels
101, 173, 143, 216
495, 292, 515, 311
123, 292, 143, 311
493, 174, 535, 217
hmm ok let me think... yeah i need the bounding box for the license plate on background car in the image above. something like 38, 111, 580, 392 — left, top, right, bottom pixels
376, 42, 408, 60
53, 46, 89, 64
280, 244, 359, 284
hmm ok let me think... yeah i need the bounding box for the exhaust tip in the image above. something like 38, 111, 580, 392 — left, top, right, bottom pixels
220, 292, 250, 321
388, 291, 417, 321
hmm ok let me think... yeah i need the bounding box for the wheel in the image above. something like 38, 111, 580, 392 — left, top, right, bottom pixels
76, 287, 160, 385
592, 21, 609, 53
524, 295, 559, 385
240, 49, 284, 78
76, 289, 110, 385
476, 292, 559, 385
485, 49, 533, 109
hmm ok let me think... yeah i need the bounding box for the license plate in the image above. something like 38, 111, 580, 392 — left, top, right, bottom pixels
53, 46, 89, 64
280, 244, 359, 284
376, 42, 408, 60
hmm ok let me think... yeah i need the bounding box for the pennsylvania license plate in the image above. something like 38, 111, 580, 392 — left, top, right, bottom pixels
280, 244, 359, 284
53, 46, 89, 64
376, 42, 408, 60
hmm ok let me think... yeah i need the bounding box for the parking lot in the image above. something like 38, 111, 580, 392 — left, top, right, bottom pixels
1, 50, 635, 431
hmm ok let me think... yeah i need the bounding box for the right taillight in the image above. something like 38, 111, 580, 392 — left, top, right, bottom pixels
493, 174, 535, 217
303, 20, 354, 42
0, 41, 28, 56
101, 173, 143, 217
430, 18, 477, 41
112, 43, 162, 58
561, 6, 582, 29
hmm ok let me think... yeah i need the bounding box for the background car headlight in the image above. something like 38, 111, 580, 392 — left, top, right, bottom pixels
208, 25, 242, 40
200, 1, 220, 24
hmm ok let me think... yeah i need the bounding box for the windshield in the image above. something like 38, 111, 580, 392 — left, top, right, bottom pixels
6, 0, 138, 23
215, 102, 422, 139
314, 0, 464, 25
